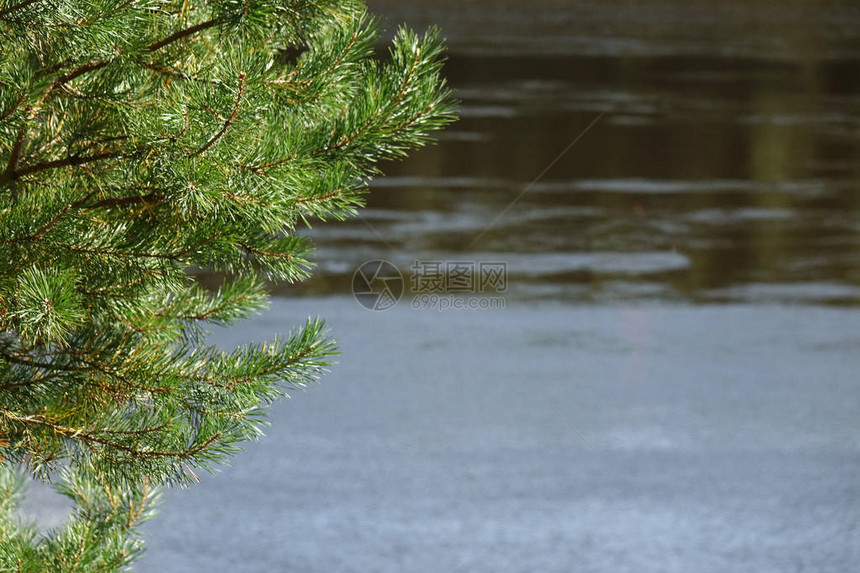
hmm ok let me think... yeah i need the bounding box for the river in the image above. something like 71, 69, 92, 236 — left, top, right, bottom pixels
26, 1, 860, 571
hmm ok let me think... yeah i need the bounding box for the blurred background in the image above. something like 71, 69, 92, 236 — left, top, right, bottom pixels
299, 0, 860, 304
122, 0, 860, 570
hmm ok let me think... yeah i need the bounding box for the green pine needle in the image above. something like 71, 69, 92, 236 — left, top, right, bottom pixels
0, 0, 455, 567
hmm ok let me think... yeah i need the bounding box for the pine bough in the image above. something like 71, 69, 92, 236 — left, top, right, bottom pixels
0, 0, 455, 568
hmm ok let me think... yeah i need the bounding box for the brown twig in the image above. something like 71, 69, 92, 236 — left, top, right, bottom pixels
294, 188, 342, 204
15, 150, 122, 178
145, 18, 220, 52
0, 0, 40, 17
191, 72, 246, 156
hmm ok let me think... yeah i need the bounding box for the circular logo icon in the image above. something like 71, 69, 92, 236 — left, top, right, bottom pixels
352, 260, 404, 311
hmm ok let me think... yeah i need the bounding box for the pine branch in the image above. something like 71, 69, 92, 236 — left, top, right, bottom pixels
235, 153, 298, 174
3, 114, 29, 183
191, 72, 246, 156
139, 60, 216, 84
65, 232, 221, 261
0, 92, 26, 123
1, 57, 114, 191
0, 0, 40, 18
145, 18, 221, 52
52, 59, 111, 92
0, 191, 97, 243
294, 187, 342, 203
88, 191, 164, 210
0, 2, 455, 566
15, 150, 123, 178
1, 408, 221, 461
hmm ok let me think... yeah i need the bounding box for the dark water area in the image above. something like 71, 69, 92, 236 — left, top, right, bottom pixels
281, 0, 860, 305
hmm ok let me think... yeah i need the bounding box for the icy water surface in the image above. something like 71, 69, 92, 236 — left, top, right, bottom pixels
135, 298, 860, 573
25, 1, 860, 571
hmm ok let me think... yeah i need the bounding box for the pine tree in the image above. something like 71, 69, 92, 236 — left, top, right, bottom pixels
0, 0, 454, 568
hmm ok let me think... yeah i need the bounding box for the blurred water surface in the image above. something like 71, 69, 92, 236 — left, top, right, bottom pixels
284, 0, 860, 305
29, 2, 860, 571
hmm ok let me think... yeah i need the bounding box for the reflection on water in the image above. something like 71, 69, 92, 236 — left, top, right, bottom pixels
287, 0, 860, 305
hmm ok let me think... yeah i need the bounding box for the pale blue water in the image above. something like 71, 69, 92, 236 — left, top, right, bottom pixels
132, 298, 860, 572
